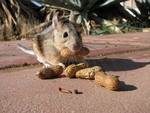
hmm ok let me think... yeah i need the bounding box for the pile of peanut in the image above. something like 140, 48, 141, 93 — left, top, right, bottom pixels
36, 47, 120, 91
64, 63, 120, 91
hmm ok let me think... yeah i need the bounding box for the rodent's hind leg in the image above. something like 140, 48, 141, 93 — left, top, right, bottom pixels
37, 56, 46, 64
36, 56, 52, 68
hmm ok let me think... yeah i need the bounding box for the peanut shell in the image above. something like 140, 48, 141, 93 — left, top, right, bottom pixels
61, 47, 74, 58
95, 72, 120, 90
75, 47, 90, 57
76, 66, 104, 79
36, 65, 63, 79
61, 47, 89, 58
65, 63, 88, 78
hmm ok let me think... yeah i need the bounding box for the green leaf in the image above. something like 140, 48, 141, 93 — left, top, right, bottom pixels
86, 0, 99, 9
64, 0, 82, 8
89, 13, 104, 24
135, 0, 149, 16
76, 15, 82, 24
34, 0, 81, 11
80, 11, 90, 35
128, 7, 140, 17
93, 0, 127, 10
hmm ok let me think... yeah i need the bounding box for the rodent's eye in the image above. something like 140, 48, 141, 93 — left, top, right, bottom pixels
63, 32, 68, 38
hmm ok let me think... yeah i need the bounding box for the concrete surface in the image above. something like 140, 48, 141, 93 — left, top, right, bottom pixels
0, 40, 37, 69
0, 32, 150, 113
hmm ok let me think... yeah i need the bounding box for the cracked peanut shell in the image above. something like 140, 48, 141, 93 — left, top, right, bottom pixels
76, 66, 104, 79
61, 47, 90, 58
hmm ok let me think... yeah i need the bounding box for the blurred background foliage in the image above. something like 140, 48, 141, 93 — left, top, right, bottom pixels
0, 0, 149, 41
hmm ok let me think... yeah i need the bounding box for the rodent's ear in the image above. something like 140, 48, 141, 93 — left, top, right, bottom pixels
69, 10, 75, 23
52, 12, 61, 28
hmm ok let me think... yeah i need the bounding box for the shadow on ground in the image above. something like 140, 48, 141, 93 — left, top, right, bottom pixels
86, 58, 150, 72
118, 81, 137, 91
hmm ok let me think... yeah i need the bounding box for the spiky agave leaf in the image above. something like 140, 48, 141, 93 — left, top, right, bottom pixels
92, 0, 127, 10
127, 0, 150, 27
34, 0, 82, 11
86, 0, 99, 9
34, 0, 136, 35
135, 0, 150, 16
128, 7, 140, 17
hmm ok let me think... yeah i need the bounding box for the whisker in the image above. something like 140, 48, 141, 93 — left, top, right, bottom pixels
73, 54, 77, 64
83, 44, 95, 50
66, 57, 70, 67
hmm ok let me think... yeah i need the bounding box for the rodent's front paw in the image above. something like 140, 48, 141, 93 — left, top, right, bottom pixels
58, 63, 66, 69
43, 64, 52, 68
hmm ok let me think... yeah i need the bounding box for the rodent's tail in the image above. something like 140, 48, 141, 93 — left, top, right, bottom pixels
17, 44, 34, 55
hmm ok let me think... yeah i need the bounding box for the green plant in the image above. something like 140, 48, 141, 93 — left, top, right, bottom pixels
34, 0, 136, 34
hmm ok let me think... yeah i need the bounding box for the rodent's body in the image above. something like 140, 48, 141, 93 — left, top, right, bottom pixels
18, 11, 85, 68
